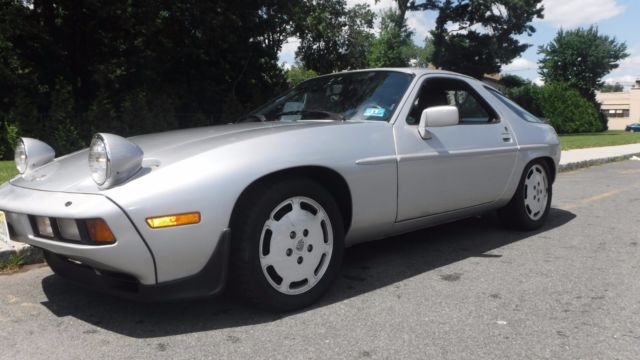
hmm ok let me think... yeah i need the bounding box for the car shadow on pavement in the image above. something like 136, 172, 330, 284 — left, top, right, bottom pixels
40, 208, 575, 338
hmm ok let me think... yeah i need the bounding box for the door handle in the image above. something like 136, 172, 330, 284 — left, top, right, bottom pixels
501, 126, 512, 142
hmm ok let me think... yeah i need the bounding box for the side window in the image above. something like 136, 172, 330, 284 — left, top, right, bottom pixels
406, 77, 497, 125
486, 87, 545, 124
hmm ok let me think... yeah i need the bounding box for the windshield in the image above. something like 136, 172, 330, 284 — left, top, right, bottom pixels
246, 71, 414, 122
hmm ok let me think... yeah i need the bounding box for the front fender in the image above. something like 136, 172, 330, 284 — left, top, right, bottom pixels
106, 121, 398, 282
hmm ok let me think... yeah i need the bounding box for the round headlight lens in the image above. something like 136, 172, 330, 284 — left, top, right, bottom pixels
15, 139, 27, 174
89, 136, 109, 185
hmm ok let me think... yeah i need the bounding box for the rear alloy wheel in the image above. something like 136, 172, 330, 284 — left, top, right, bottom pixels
231, 178, 344, 311
523, 164, 549, 221
498, 160, 552, 230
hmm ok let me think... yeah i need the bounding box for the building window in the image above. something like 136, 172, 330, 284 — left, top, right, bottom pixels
603, 109, 630, 118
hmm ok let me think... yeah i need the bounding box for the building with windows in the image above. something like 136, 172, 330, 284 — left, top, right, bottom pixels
596, 79, 640, 130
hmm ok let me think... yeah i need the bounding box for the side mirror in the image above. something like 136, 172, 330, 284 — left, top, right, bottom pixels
418, 105, 459, 139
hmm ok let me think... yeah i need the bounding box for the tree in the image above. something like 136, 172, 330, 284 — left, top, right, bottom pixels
538, 26, 628, 101
409, 0, 543, 79
599, 82, 624, 93
0, 1, 302, 158
49, 78, 84, 154
538, 26, 628, 131
0, 1, 29, 117
369, 9, 415, 67
499, 74, 529, 89
294, 0, 375, 74
285, 65, 318, 87
408, 36, 435, 68
380, 0, 438, 23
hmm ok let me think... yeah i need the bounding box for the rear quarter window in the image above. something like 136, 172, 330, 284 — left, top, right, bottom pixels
486, 87, 545, 124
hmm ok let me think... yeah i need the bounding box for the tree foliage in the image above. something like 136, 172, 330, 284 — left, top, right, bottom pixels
538, 26, 628, 131
407, 0, 543, 79
368, 9, 415, 68
294, 0, 375, 74
599, 83, 624, 93
499, 74, 529, 89
0, 0, 300, 158
285, 65, 318, 87
499, 76, 542, 117
538, 26, 628, 101
533, 83, 601, 134
498, 75, 601, 134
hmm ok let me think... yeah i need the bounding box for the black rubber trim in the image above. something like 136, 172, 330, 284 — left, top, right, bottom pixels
104, 196, 159, 284
43, 229, 231, 302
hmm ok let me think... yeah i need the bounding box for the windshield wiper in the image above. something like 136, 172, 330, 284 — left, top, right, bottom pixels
274, 110, 345, 121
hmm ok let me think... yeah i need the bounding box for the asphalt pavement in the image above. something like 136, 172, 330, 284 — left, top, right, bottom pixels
1, 160, 639, 359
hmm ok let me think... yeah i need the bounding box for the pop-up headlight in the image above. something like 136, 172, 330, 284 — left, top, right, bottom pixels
15, 138, 55, 174
88, 133, 144, 189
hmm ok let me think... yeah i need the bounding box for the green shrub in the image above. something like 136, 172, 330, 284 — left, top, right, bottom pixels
503, 83, 543, 117
4, 121, 19, 158
0, 118, 20, 160
533, 82, 602, 134
52, 118, 84, 156
1, 93, 38, 159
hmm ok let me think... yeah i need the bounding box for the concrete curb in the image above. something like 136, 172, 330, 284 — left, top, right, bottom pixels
559, 152, 640, 172
0, 241, 44, 266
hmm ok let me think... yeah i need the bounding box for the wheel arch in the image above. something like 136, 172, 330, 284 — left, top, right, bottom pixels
229, 166, 353, 234
537, 156, 556, 183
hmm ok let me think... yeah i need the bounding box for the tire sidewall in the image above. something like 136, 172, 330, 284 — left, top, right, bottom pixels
234, 177, 344, 311
513, 160, 553, 230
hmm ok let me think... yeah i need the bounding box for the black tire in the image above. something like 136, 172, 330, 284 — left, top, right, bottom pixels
230, 177, 344, 311
498, 160, 552, 231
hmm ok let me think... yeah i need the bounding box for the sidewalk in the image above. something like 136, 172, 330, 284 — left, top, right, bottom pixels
559, 143, 640, 171
2, 143, 640, 266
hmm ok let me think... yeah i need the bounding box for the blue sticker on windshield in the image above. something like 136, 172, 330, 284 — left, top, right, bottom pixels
363, 107, 385, 117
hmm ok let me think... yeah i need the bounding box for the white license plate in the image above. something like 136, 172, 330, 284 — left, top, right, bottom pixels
0, 211, 10, 244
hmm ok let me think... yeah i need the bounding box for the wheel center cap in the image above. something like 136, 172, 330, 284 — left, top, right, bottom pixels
295, 239, 305, 252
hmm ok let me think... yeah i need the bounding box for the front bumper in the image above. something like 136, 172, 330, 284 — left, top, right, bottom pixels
0, 182, 230, 301
0, 183, 157, 285
43, 229, 230, 302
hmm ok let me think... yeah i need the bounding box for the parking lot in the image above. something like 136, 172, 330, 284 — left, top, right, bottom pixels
1, 160, 639, 360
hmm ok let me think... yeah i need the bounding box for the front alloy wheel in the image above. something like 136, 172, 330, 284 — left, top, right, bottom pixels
259, 196, 334, 295
231, 177, 344, 311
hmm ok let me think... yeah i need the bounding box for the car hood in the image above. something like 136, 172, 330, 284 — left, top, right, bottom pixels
10, 121, 358, 193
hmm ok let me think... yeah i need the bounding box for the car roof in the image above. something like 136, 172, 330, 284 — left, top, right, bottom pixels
313, 67, 479, 82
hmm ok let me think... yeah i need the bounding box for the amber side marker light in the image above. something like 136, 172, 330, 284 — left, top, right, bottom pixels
86, 218, 116, 243
146, 212, 201, 229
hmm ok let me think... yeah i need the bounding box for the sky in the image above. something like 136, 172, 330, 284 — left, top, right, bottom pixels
278, 0, 640, 86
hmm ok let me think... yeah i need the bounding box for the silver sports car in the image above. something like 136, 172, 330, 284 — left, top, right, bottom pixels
0, 69, 560, 310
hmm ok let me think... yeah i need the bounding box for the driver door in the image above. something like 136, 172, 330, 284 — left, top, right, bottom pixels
394, 75, 518, 221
